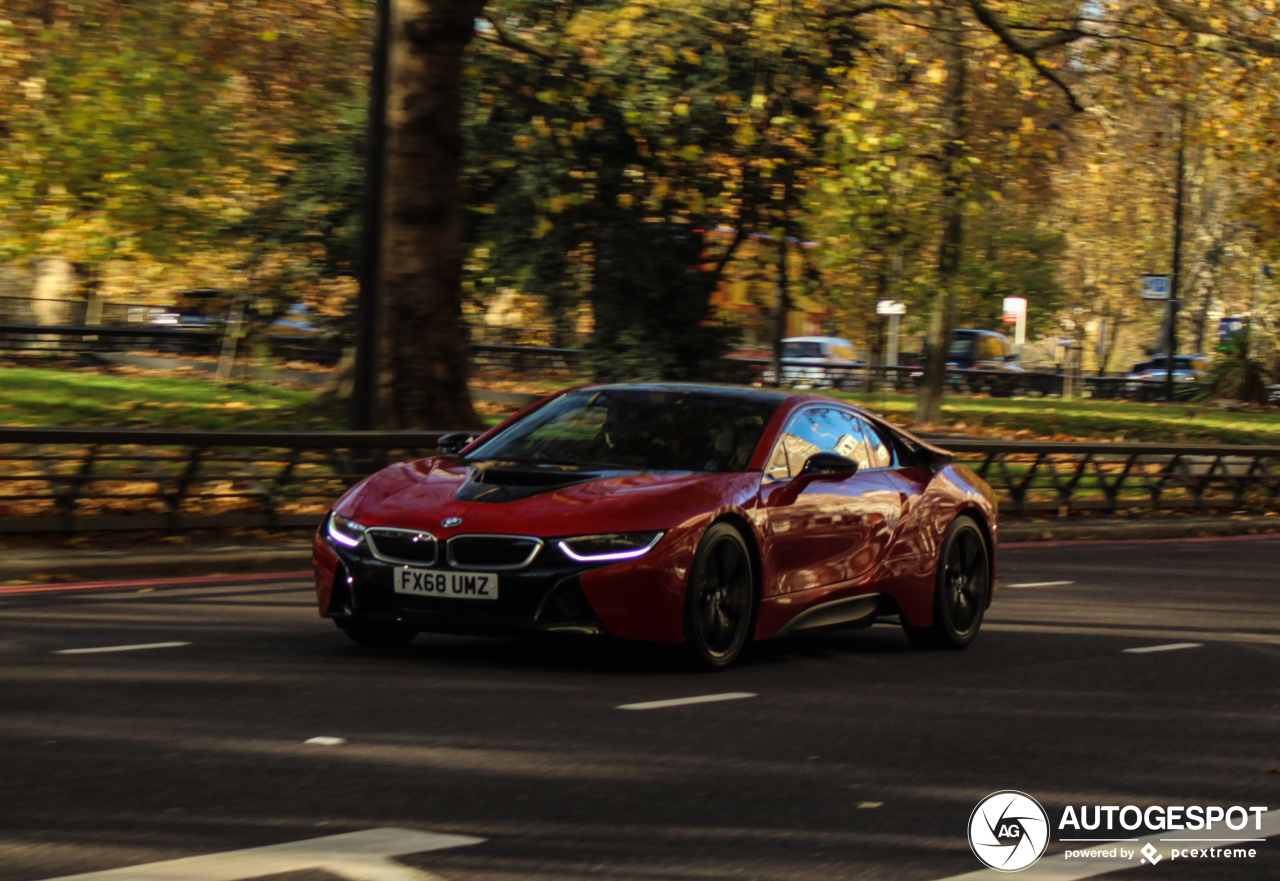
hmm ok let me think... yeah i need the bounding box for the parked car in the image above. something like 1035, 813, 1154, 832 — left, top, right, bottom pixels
148, 310, 224, 330
908, 329, 1023, 396
1124, 354, 1208, 384
1120, 355, 1207, 400
946, 329, 1021, 371
148, 289, 229, 331
266, 304, 348, 364
762, 336, 863, 388
314, 382, 997, 668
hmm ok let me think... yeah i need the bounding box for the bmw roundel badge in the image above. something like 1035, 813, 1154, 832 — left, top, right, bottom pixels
441, 517, 463, 528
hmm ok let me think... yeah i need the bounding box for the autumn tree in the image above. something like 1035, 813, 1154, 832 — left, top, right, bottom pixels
1033, 1, 1280, 374
0, 1, 373, 309
368, 0, 487, 429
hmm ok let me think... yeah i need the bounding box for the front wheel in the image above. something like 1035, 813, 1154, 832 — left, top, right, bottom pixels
684, 523, 756, 670
903, 515, 990, 650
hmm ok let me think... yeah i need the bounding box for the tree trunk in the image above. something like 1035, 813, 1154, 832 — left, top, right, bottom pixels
770, 225, 791, 388
1096, 307, 1123, 376
915, 0, 968, 425
377, 0, 485, 430
865, 254, 889, 393
1190, 241, 1226, 354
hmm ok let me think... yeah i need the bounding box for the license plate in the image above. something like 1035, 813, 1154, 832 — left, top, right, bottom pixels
393, 567, 499, 600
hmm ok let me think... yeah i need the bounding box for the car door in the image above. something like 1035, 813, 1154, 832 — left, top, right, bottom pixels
760, 407, 903, 595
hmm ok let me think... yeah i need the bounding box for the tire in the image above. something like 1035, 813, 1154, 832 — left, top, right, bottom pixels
903, 515, 990, 650
338, 619, 418, 648
683, 522, 756, 670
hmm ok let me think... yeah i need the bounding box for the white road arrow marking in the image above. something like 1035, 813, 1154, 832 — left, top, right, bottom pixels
617, 692, 757, 710
1122, 642, 1203, 654
36, 827, 483, 881
55, 642, 191, 655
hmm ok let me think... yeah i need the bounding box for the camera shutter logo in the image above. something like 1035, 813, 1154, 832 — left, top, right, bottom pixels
969, 791, 1050, 872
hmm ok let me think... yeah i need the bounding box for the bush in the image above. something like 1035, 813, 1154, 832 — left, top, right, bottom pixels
1200, 328, 1271, 404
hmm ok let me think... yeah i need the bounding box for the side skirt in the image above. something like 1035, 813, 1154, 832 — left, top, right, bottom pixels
772, 593, 883, 638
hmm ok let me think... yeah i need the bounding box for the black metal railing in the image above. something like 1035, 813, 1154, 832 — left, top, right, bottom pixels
0, 427, 445, 532
0, 427, 1276, 532
941, 438, 1280, 516
0, 324, 224, 357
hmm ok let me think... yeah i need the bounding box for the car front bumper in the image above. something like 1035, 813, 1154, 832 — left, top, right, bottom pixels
313, 528, 691, 644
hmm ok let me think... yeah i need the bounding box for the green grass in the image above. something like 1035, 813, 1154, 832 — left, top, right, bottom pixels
830, 390, 1280, 446
2, 366, 1278, 444
0, 367, 337, 431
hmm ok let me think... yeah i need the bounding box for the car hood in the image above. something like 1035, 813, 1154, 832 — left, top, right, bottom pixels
337, 457, 758, 537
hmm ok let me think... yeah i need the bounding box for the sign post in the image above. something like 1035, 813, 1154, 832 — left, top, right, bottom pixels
876, 300, 906, 369
1218, 316, 1247, 348
1001, 296, 1027, 346
1140, 275, 1171, 300
1140, 273, 1178, 401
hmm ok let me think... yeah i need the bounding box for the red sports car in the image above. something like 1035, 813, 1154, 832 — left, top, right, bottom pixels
313, 383, 997, 668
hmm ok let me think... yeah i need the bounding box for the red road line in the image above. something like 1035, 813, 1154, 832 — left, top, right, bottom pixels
0, 570, 312, 596
1002, 531, 1280, 549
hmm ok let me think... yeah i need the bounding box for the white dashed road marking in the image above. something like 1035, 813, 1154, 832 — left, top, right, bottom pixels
304, 736, 348, 746
1122, 642, 1203, 654
617, 692, 757, 711
35, 827, 483, 881
1006, 581, 1075, 588
55, 641, 191, 655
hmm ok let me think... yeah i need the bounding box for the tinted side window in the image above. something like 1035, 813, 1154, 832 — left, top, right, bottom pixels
771, 409, 832, 478
852, 416, 894, 469
949, 335, 975, 358
765, 408, 893, 478
826, 410, 893, 470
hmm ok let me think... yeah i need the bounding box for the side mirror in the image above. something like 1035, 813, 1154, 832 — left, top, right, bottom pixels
437, 432, 474, 455
798, 452, 858, 481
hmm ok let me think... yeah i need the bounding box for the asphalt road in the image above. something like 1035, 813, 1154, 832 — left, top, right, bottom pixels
2, 536, 1278, 881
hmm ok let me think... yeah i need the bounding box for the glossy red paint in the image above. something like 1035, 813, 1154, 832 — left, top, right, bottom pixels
313, 384, 997, 650
313, 534, 340, 616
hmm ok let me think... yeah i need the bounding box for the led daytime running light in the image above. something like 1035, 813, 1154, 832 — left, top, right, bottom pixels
558, 532, 663, 563
327, 513, 367, 548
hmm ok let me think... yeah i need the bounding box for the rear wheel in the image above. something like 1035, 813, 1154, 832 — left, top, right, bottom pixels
338, 619, 418, 648
903, 515, 989, 650
684, 523, 755, 670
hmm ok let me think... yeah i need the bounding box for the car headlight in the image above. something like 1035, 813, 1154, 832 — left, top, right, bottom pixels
327, 513, 368, 548
558, 531, 664, 562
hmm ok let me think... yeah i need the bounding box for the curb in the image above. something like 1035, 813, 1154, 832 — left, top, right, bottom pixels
4, 518, 1278, 583
3, 545, 314, 583
1000, 516, 1280, 544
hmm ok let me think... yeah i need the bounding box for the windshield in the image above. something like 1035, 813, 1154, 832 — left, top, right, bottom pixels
1134, 357, 1204, 373
467, 388, 779, 472
781, 341, 823, 359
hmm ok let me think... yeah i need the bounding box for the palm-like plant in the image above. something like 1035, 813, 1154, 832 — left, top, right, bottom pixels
1200, 327, 1271, 404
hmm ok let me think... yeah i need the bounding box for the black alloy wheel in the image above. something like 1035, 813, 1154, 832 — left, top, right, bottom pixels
684, 522, 756, 670
903, 515, 990, 650
338, 618, 419, 648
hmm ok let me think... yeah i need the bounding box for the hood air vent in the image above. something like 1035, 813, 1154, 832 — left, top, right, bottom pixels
455, 462, 607, 503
